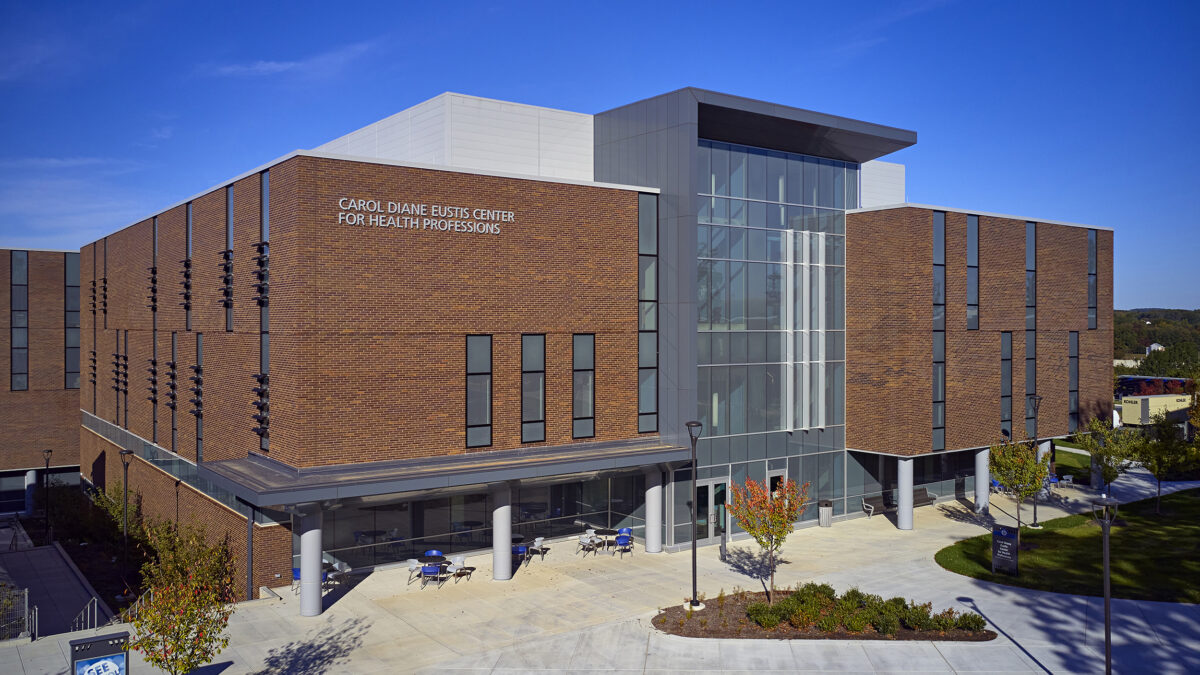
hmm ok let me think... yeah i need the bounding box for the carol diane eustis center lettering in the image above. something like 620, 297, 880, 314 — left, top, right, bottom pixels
335, 197, 513, 234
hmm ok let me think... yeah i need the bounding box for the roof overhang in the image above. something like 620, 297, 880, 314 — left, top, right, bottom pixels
199, 437, 688, 509
691, 89, 916, 164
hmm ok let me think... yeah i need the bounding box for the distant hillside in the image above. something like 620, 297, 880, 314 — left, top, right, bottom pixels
1115, 309, 1200, 358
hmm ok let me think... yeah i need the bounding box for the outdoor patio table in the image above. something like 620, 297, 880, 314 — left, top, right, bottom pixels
417, 555, 447, 564
594, 528, 618, 553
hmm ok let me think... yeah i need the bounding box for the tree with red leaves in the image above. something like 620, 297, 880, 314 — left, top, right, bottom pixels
727, 478, 810, 604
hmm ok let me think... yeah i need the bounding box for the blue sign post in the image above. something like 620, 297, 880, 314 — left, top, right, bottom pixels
992, 526, 1018, 575
70, 631, 129, 675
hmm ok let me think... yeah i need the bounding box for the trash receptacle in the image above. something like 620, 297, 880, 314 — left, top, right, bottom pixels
818, 499, 833, 527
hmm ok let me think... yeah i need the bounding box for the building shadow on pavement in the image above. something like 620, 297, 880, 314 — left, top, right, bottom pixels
249, 615, 371, 675
321, 570, 372, 611
937, 502, 996, 529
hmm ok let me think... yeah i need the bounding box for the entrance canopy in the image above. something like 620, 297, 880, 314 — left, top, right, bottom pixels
199, 437, 687, 509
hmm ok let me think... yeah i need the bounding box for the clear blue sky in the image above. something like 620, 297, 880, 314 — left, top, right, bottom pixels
1, 0, 1196, 309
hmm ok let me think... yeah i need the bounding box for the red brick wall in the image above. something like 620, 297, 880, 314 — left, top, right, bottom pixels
266, 156, 643, 467
847, 207, 1113, 456
80, 427, 291, 599
0, 250, 80, 470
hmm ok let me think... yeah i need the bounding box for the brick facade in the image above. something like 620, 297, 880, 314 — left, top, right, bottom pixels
846, 207, 1113, 457
0, 250, 80, 472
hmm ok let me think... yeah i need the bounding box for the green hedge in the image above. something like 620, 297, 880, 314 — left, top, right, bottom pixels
745, 583, 987, 634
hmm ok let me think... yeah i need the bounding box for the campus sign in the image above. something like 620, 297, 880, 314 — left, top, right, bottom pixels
991, 526, 1018, 575
334, 197, 513, 235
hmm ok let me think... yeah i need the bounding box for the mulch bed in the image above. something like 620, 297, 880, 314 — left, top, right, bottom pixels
652, 590, 997, 642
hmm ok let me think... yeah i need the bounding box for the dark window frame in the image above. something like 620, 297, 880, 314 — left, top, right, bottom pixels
572, 333, 596, 439
966, 214, 979, 330
1087, 229, 1098, 330
1025, 222, 1037, 438
520, 333, 546, 443
65, 252, 80, 389
465, 334, 493, 448
1069, 331, 1080, 431
11, 250, 29, 391
932, 212, 946, 450
1000, 331, 1012, 437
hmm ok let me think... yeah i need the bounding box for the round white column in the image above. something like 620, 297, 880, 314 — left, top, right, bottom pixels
974, 447, 990, 514
297, 507, 324, 617
491, 483, 512, 581
897, 457, 914, 531
644, 468, 663, 553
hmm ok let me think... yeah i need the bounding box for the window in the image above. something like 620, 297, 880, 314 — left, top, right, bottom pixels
466, 335, 492, 447
521, 334, 545, 443
573, 334, 595, 438
11, 250, 28, 390
932, 212, 946, 450
1087, 229, 1097, 329
638, 193, 658, 432
1069, 332, 1080, 431
1000, 332, 1012, 437
258, 171, 270, 451
967, 215, 979, 330
65, 253, 80, 389
1025, 222, 1037, 438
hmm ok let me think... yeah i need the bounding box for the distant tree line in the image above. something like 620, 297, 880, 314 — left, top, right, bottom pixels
1115, 308, 1200, 359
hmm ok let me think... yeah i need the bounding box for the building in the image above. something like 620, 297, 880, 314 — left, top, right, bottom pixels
28, 88, 1110, 617
1, 249, 81, 513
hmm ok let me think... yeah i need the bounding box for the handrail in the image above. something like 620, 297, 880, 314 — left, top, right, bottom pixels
28, 604, 38, 641
70, 597, 99, 632
105, 587, 153, 627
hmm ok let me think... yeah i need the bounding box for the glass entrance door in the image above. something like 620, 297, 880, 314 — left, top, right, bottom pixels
694, 481, 728, 545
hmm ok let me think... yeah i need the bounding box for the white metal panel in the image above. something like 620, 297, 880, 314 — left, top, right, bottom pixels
859, 160, 906, 207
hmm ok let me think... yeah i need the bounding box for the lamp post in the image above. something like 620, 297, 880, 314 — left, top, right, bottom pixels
119, 450, 134, 569
41, 449, 53, 540
1027, 394, 1044, 529
685, 421, 703, 609
1091, 496, 1118, 675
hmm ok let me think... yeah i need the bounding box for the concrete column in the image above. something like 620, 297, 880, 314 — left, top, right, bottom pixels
644, 468, 663, 554
23, 470, 37, 517
1037, 440, 1052, 498
297, 507, 324, 617
491, 483, 512, 581
897, 457, 914, 531
974, 448, 990, 514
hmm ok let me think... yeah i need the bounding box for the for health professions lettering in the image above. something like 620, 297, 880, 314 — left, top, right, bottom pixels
336, 198, 513, 235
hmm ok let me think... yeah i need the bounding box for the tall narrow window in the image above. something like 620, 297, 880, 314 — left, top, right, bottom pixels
932, 212, 946, 451
1001, 332, 1012, 437
1087, 229, 1097, 330
257, 171, 270, 451
65, 253, 80, 389
1025, 222, 1037, 438
10, 250, 29, 391
573, 334, 595, 438
465, 335, 492, 448
638, 193, 658, 432
521, 334, 545, 443
966, 214, 979, 330
1068, 331, 1079, 431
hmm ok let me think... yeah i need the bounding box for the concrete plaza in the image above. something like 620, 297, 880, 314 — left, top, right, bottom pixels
2, 467, 1197, 674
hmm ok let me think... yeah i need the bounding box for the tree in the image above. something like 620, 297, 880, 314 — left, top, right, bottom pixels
989, 437, 1050, 540
129, 522, 236, 675
1137, 412, 1199, 514
726, 478, 809, 605
1075, 417, 1141, 491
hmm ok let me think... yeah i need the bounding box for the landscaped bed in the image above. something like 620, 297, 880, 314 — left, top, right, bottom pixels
935, 487, 1200, 603
652, 583, 996, 641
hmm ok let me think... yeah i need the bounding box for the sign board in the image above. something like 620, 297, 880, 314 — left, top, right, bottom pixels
70, 631, 129, 675
992, 526, 1018, 575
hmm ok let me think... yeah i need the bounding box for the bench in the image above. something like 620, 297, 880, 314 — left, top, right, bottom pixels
862, 488, 939, 518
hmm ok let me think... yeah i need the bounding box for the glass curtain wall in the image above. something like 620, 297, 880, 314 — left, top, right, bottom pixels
692, 140, 854, 537
312, 472, 648, 569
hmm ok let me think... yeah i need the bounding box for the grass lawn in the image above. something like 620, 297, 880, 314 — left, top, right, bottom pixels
1054, 450, 1091, 485
934, 488, 1200, 603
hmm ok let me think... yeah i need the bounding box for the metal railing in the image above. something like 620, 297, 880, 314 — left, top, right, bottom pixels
70, 597, 99, 632
104, 587, 152, 627
0, 586, 28, 640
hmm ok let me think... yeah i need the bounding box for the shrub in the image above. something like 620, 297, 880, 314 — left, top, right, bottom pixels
841, 587, 867, 607
816, 613, 840, 632
955, 612, 987, 632
931, 608, 958, 632
799, 582, 836, 600
872, 611, 900, 635
900, 601, 935, 631
788, 609, 814, 630
746, 602, 782, 629
885, 596, 908, 613
862, 593, 885, 613
845, 610, 872, 633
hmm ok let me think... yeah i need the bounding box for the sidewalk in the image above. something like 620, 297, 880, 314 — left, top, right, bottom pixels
3, 468, 1197, 674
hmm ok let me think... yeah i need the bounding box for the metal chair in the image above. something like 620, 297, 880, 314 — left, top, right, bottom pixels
528, 537, 548, 562
420, 564, 447, 589
614, 534, 634, 558
405, 559, 421, 585
576, 534, 598, 556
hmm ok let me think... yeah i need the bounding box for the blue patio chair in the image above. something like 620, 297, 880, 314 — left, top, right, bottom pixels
292, 567, 330, 593
512, 544, 529, 565
614, 535, 634, 559
420, 564, 447, 589
617, 527, 632, 536
424, 549, 443, 557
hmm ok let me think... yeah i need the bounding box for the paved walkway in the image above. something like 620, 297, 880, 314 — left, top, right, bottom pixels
2, 468, 1197, 674
0, 543, 107, 637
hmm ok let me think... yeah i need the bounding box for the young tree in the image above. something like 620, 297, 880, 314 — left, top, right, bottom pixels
1137, 411, 1199, 514
129, 522, 236, 675
726, 478, 810, 605
1075, 417, 1141, 491
989, 437, 1050, 540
